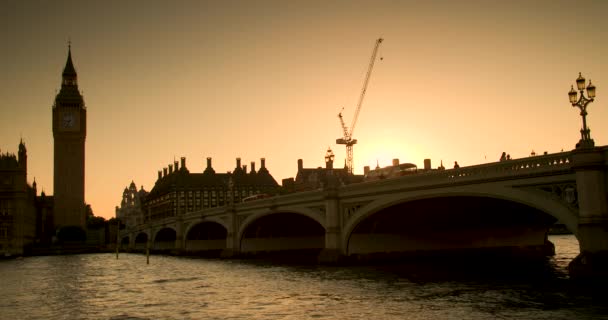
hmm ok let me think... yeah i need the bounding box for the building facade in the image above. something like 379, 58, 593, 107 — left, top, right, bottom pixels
141, 157, 279, 223
282, 148, 363, 192
52, 46, 87, 230
116, 181, 148, 229
0, 141, 37, 256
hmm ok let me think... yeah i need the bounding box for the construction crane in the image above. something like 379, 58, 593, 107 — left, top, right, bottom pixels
336, 37, 383, 174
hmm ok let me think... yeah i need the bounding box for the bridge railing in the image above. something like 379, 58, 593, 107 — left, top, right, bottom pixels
341, 151, 573, 195
442, 152, 572, 180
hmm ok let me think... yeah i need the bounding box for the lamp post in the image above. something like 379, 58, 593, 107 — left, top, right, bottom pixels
568, 72, 597, 149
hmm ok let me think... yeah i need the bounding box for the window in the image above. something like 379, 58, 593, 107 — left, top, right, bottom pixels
0, 200, 12, 216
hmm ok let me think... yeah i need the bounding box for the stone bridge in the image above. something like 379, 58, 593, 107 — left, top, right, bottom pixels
121, 147, 608, 280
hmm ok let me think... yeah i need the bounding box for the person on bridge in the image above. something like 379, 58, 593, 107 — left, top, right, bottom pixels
454, 161, 460, 169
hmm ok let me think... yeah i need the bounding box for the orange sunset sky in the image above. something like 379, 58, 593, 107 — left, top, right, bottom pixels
1, 0, 607, 219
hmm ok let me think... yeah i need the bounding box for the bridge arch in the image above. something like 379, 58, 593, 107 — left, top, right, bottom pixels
237, 207, 326, 239
134, 232, 149, 250
184, 220, 228, 254
120, 236, 130, 249
184, 217, 229, 236
342, 186, 578, 256
238, 208, 325, 254
153, 227, 177, 252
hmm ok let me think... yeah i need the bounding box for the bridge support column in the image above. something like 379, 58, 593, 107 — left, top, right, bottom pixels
221, 207, 239, 258
319, 175, 346, 264
569, 147, 608, 281
128, 231, 135, 251
174, 219, 184, 254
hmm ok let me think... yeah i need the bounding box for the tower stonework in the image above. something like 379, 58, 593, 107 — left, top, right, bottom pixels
52, 46, 87, 229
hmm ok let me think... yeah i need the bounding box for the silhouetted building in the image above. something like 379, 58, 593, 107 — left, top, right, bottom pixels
35, 191, 54, 244
363, 158, 418, 181
0, 141, 38, 256
142, 157, 279, 222
116, 181, 148, 229
52, 45, 87, 231
287, 148, 363, 192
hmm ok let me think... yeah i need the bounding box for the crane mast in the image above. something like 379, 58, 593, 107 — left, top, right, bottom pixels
336, 37, 383, 174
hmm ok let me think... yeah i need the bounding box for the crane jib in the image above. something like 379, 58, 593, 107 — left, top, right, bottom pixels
336, 37, 384, 174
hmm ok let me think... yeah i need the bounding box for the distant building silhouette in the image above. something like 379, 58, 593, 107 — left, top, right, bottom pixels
115, 181, 148, 229
363, 158, 418, 181
282, 149, 363, 193
139, 157, 279, 223
0, 141, 38, 256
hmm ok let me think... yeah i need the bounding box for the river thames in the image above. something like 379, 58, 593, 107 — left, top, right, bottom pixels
1, 235, 607, 319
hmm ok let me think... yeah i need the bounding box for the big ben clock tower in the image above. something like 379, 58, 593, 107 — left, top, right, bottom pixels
52, 45, 87, 230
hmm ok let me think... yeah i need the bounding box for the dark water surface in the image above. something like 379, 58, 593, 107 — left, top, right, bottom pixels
1, 235, 607, 319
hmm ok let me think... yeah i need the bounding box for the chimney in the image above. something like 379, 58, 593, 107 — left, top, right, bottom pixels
174, 160, 179, 171
251, 161, 256, 173
163, 167, 168, 177
297, 159, 303, 171
424, 159, 431, 170
158, 170, 162, 180
168, 164, 173, 174
364, 166, 370, 175
206, 157, 212, 169
261, 158, 266, 169
392, 158, 399, 167
236, 157, 241, 168
181, 157, 186, 170
243, 165, 247, 173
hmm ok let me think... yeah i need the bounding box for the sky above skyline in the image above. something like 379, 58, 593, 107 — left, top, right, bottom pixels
1, 0, 607, 219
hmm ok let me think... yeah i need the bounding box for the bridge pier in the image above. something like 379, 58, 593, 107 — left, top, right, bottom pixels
174, 218, 184, 255
569, 147, 608, 281
220, 207, 239, 258
318, 174, 347, 264
128, 231, 135, 250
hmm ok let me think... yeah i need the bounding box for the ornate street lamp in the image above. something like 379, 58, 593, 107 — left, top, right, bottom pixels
569, 72, 597, 149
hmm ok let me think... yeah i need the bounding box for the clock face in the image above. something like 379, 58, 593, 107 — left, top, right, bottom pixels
62, 113, 74, 128
59, 111, 78, 131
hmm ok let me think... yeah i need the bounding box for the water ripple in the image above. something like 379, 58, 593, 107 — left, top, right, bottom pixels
1, 235, 607, 319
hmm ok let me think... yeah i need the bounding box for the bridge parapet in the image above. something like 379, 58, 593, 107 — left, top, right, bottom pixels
340, 152, 573, 198
445, 152, 572, 180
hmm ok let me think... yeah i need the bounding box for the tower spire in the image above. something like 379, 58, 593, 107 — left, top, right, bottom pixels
62, 43, 77, 85
56, 44, 83, 104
